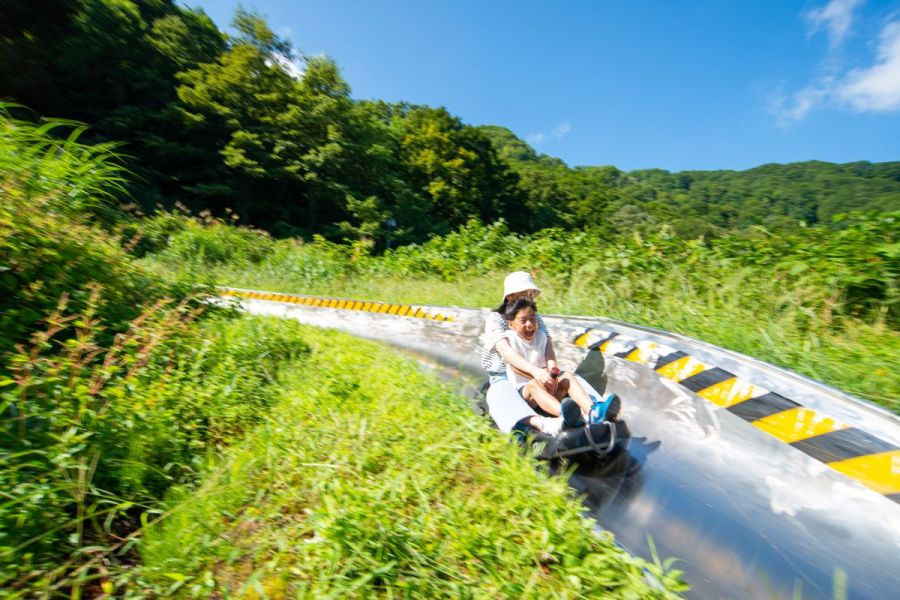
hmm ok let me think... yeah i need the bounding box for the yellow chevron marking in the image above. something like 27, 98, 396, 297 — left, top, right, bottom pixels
828, 450, 900, 495
753, 408, 847, 443
621, 347, 640, 361
599, 339, 615, 352
625, 343, 659, 365
696, 378, 764, 408
574, 332, 591, 347
230, 289, 459, 322
656, 356, 707, 382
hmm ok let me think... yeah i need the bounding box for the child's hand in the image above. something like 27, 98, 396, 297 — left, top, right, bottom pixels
533, 368, 558, 393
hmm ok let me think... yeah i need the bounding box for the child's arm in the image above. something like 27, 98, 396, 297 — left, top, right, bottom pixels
496, 338, 554, 387
545, 337, 558, 373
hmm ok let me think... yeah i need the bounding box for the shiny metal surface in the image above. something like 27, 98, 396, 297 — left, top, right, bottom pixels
224, 293, 900, 599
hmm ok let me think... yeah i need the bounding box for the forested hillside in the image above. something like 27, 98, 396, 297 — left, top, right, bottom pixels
479, 125, 900, 236
3, 0, 898, 247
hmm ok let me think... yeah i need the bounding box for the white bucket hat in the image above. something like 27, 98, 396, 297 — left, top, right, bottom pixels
503, 271, 541, 300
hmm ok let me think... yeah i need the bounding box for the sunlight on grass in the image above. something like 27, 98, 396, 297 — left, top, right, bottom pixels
139, 323, 686, 598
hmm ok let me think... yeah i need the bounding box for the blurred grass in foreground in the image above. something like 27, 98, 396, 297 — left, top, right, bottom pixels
137, 324, 685, 598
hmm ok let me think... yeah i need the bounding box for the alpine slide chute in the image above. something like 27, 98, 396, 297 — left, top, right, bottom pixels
217, 287, 900, 599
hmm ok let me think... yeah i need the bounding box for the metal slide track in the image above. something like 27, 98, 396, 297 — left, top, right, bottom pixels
218, 287, 900, 599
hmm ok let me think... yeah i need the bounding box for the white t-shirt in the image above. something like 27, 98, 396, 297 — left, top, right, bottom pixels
481, 311, 549, 374
504, 328, 548, 390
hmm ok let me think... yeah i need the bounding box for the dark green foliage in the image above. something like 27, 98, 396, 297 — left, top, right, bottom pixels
617, 160, 900, 230
482, 126, 900, 235
0, 108, 171, 356
3, 3, 896, 245
0, 109, 313, 596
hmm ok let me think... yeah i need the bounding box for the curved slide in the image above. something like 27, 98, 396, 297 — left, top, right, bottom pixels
218, 288, 900, 599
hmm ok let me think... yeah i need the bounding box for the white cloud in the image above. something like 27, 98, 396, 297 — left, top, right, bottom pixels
837, 20, 900, 111
771, 3, 900, 124
769, 78, 834, 125
805, 0, 864, 48
526, 121, 572, 145
268, 53, 305, 79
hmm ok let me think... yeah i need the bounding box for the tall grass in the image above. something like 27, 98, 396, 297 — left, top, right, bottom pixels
143, 217, 899, 412
0, 108, 314, 597
135, 325, 685, 598
0, 309, 313, 597
0, 103, 126, 219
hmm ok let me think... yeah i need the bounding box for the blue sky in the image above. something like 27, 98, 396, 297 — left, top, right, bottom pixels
185, 0, 900, 172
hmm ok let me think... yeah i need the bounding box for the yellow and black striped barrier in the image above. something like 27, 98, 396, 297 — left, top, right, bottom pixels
219, 287, 457, 322
574, 328, 900, 504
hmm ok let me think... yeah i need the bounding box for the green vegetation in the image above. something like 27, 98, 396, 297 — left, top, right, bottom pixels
1, 110, 680, 597
137, 326, 684, 598
481, 124, 900, 234
2, 3, 898, 596
3, 1, 898, 245
144, 215, 899, 413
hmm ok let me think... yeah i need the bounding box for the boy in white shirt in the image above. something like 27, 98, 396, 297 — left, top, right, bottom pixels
503, 296, 593, 428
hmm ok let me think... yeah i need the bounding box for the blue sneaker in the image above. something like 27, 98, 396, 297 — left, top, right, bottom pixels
589, 393, 619, 424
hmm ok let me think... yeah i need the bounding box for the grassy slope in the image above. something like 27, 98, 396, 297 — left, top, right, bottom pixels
149, 257, 898, 414
138, 323, 684, 598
